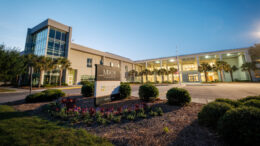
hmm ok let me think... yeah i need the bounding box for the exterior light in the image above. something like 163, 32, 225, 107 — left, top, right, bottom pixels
169, 59, 175, 62
205, 55, 209, 59
155, 60, 160, 64
227, 53, 231, 56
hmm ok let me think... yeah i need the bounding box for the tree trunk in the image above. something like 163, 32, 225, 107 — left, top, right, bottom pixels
162, 75, 164, 83
204, 71, 208, 82
141, 75, 143, 83
248, 69, 253, 82
146, 74, 148, 82
220, 70, 224, 82
172, 73, 174, 83
59, 69, 63, 86
154, 73, 157, 83
230, 71, 233, 82
38, 70, 42, 88
49, 72, 52, 84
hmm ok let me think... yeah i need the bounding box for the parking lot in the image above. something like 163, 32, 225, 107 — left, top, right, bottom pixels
132, 83, 260, 104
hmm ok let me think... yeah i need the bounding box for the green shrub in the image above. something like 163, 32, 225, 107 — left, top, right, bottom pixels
166, 88, 191, 106
138, 84, 159, 101
126, 114, 135, 120
198, 102, 233, 129
25, 89, 65, 103
243, 99, 260, 108
81, 82, 94, 97
80, 81, 93, 85
215, 98, 241, 107
238, 95, 260, 103
149, 110, 158, 116
119, 83, 131, 99
155, 107, 163, 116
218, 107, 260, 146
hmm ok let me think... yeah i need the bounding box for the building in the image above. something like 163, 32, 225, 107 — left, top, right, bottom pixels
24, 19, 260, 85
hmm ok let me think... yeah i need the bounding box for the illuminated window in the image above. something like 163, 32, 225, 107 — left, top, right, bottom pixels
87, 58, 92, 67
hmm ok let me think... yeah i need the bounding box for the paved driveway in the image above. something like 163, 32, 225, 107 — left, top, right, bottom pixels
132, 83, 260, 104
1, 83, 260, 104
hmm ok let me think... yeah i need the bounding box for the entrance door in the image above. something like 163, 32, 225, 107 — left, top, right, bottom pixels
68, 69, 76, 85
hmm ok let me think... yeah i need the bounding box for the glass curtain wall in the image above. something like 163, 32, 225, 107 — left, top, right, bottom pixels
199, 55, 220, 82
47, 27, 66, 58
31, 28, 48, 56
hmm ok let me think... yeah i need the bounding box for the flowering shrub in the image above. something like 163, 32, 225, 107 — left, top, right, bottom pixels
48, 100, 164, 126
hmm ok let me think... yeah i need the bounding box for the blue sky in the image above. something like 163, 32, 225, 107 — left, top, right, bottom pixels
0, 0, 260, 60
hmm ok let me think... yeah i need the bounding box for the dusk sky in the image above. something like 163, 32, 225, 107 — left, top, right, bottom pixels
0, 0, 260, 60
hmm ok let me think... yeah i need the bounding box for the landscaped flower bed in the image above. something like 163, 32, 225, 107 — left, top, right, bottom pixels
47, 98, 164, 126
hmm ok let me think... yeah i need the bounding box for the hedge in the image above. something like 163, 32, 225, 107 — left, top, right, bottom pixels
25, 89, 65, 103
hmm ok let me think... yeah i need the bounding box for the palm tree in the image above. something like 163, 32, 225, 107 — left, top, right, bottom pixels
241, 62, 257, 82
158, 68, 168, 83
140, 69, 152, 83
198, 63, 212, 83
45, 57, 56, 84
128, 70, 138, 82
35, 56, 48, 88
168, 67, 178, 83
152, 69, 159, 83
224, 64, 238, 82
214, 61, 228, 82
138, 71, 144, 83
55, 58, 71, 86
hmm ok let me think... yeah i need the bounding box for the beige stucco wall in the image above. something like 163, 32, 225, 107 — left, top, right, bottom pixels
68, 49, 134, 84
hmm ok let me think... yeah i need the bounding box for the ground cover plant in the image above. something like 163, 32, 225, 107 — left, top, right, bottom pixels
198, 95, 260, 146
47, 98, 164, 126
25, 89, 65, 103
0, 105, 112, 146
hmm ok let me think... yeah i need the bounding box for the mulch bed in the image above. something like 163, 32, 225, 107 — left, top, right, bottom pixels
76, 97, 224, 146
8, 96, 225, 146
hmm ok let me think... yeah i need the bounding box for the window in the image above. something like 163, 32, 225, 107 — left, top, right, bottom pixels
125, 65, 128, 72
49, 29, 55, 38
110, 62, 113, 67
61, 33, 66, 41
87, 58, 92, 67
55, 31, 61, 40
100, 59, 103, 65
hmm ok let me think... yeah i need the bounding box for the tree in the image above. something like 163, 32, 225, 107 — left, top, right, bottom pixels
168, 67, 178, 83
35, 56, 48, 88
198, 63, 212, 83
158, 68, 168, 83
55, 58, 71, 86
241, 62, 257, 82
128, 70, 138, 82
224, 64, 238, 82
214, 61, 228, 82
45, 58, 56, 84
140, 69, 152, 83
152, 69, 159, 83
0, 44, 26, 85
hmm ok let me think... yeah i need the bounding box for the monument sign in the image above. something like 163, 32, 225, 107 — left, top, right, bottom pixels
94, 64, 121, 106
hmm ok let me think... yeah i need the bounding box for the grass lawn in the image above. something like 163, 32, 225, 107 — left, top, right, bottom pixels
0, 105, 112, 146
0, 88, 15, 92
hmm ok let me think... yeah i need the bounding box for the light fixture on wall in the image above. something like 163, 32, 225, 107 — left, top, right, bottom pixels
205, 55, 209, 59
169, 59, 175, 62
155, 60, 160, 64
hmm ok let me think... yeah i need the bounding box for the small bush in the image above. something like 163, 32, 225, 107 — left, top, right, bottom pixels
238, 95, 260, 103
215, 98, 241, 107
80, 81, 93, 85
25, 89, 65, 103
81, 82, 94, 97
218, 107, 260, 146
119, 83, 131, 99
198, 102, 233, 129
149, 110, 158, 116
166, 88, 191, 106
243, 99, 260, 108
163, 127, 169, 133
139, 84, 159, 101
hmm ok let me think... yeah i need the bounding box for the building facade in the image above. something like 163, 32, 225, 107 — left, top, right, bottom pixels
24, 19, 260, 85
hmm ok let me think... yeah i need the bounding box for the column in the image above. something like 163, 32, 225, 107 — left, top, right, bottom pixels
196, 56, 202, 82
145, 61, 147, 69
